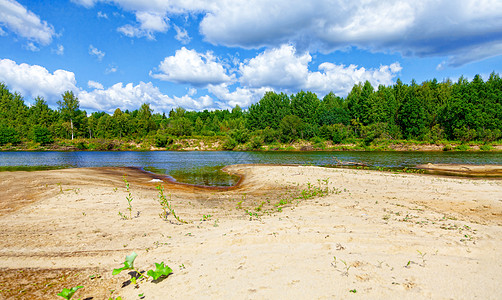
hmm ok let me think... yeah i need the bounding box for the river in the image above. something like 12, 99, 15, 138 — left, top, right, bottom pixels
0, 151, 501, 186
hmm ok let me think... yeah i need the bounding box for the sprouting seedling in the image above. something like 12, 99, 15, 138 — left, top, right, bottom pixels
57, 285, 83, 300
417, 250, 426, 266
405, 260, 412, 268
340, 259, 351, 276
147, 262, 173, 280
113, 251, 139, 277
113, 252, 173, 285
331, 256, 337, 268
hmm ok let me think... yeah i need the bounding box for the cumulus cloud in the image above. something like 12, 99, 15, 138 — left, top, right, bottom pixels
208, 84, 271, 109
0, 59, 78, 104
151, 47, 232, 86
89, 45, 105, 60
87, 80, 103, 90
118, 11, 169, 39
74, 0, 502, 66
79, 81, 218, 112
240, 45, 311, 89
0, 0, 55, 45
239, 44, 401, 96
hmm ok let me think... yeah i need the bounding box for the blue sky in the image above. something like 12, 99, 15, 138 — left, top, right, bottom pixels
0, 0, 501, 113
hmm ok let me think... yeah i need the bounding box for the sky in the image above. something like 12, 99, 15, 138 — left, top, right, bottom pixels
0, 0, 501, 114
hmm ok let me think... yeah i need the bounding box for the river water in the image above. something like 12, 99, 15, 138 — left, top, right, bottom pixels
0, 151, 501, 186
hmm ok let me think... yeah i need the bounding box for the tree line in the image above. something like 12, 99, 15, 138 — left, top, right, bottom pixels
0, 72, 501, 149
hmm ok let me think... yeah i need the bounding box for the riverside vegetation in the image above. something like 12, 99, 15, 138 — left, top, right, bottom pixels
0, 74, 501, 151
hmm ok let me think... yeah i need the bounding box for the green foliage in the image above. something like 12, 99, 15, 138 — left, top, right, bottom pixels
119, 175, 134, 220
31, 125, 54, 144
247, 91, 290, 130
154, 131, 173, 147
112, 251, 138, 275
147, 262, 173, 280
222, 137, 238, 150
0, 126, 20, 145
57, 285, 83, 300
279, 115, 303, 142
0, 73, 501, 148
113, 252, 173, 289
156, 185, 187, 223
248, 134, 264, 149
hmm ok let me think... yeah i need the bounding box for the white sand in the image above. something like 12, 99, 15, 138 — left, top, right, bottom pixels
0, 165, 501, 299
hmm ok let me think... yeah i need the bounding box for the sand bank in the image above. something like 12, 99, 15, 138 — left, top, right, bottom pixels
418, 163, 502, 177
0, 165, 501, 299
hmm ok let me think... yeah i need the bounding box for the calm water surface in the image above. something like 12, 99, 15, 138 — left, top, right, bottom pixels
0, 151, 501, 186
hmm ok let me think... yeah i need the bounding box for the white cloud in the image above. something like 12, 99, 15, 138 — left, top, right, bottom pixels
208, 83, 271, 109
25, 41, 39, 52
188, 87, 197, 96
75, 0, 502, 66
70, 0, 96, 8
151, 47, 232, 86
0, 59, 78, 104
118, 11, 168, 39
174, 24, 190, 44
87, 80, 103, 90
307, 62, 402, 96
240, 45, 311, 89
239, 44, 401, 96
105, 65, 118, 74
97, 11, 108, 19
89, 45, 105, 60
0, 0, 55, 45
52, 44, 64, 55
79, 81, 218, 112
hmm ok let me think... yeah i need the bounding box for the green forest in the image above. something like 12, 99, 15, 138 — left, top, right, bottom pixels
0, 72, 501, 151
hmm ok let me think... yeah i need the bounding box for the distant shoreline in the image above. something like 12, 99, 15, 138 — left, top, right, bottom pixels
1, 137, 501, 152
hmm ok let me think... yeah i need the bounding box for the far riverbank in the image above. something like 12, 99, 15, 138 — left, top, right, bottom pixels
1, 137, 501, 152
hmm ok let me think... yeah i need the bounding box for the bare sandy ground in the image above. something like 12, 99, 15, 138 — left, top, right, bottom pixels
0, 165, 501, 299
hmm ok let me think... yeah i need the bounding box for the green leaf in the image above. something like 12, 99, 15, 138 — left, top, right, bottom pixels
57, 286, 83, 300
112, 252, 137, 275
146, 262, 173, 280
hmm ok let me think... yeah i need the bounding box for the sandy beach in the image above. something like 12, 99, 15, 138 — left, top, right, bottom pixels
0, 165, 501, 299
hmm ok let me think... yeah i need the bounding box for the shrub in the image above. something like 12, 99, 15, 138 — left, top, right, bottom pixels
222, 137, 237, 150
155, 131, 174, 147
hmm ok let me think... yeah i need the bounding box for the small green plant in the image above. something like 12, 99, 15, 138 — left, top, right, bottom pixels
119, 175, 134, 220
201, 214, 212, 221
147, 262, 173, 280
405, 260, 412, 268
156, 185, 187, 223
298, 179, 331, 200
113, 252, 173, 285
340, 259, 351, 276
417, 250, 426, 266
331, 256, 337, 268
57, 285, 83, 300
349, 289, 357, 293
